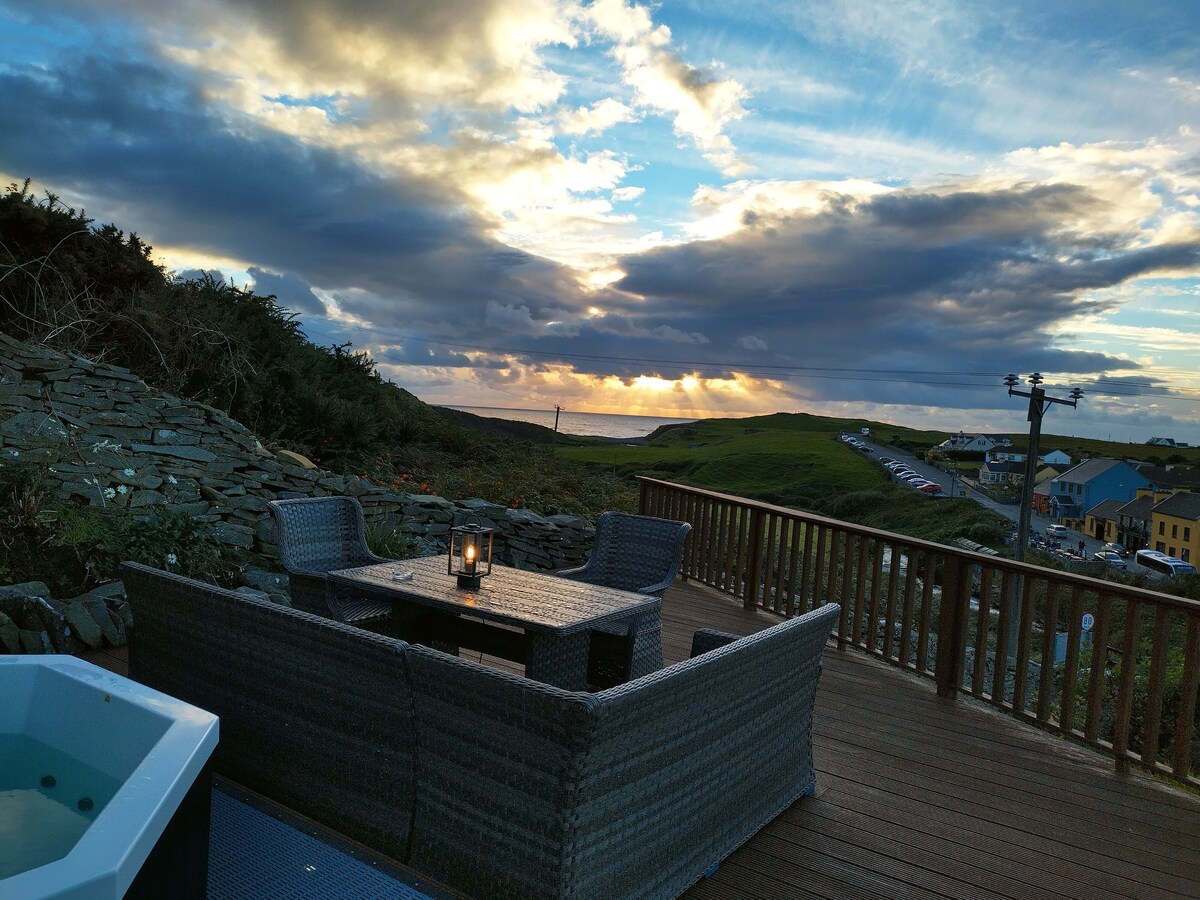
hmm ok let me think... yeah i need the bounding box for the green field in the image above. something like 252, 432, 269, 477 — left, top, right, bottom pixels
564, 413, 885, 507
562, 413, 1015, 546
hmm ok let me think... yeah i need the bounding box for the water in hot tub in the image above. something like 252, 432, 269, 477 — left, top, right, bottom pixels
0, 733, 121, 878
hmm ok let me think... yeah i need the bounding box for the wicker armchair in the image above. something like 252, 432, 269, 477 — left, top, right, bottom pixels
558, 511, 692, 687
269, 496, 394, 630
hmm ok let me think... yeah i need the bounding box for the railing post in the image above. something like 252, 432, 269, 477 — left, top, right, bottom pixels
935, 555, 971, 698
743, 507, 765, 610
638, 478, 650, 515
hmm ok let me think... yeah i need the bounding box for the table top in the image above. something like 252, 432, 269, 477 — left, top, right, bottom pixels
329, 555, 658, 635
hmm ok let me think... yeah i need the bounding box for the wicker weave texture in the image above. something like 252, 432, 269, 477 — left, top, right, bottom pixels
405, 602, 839, 899
120, 562, 417, 859
558, 511, 692, 596
269, 496, 393, 624
559, 512, 689, 686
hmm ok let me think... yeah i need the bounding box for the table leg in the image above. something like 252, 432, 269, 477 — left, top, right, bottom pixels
527, 631, 590, 690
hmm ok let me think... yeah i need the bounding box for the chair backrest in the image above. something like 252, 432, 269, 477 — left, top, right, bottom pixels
586, 511, 692, 594
119, 561, 416, 857
269, 495, 376, 575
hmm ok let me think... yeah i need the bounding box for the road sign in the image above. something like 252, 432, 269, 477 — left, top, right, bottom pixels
1081, 613, 1095, 632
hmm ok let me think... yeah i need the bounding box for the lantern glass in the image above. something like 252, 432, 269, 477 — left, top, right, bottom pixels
449, 518, 493, 589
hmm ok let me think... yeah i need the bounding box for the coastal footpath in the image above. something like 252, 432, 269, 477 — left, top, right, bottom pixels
0, 331, 595, 654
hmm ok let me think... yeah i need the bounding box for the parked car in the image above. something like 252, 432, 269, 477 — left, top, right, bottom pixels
1101, 542, 1130, 558
878, 457, 895, 465
1093, 550, 1128, 570
917, 483, 941, 494
1045, 524, 1071, 539
857, 445, 872, 453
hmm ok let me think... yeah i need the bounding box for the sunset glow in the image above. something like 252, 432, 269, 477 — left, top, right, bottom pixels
1, 0, 1198, 440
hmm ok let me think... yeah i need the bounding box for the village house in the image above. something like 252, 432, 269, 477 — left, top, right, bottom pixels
1149, 491, 1200, 563
979, 459, 1025, 485
938, 432, 1014, 454
1083, 499, 1124, 543
1049, 458, 1152, 524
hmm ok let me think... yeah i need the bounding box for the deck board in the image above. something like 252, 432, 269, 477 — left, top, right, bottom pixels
80, 578, 1200, 899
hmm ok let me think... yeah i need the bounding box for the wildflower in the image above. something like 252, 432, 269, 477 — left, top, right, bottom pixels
103, 488, 116, 500
117, 485, 128, 495
166, 474, 178, 484
123, 468, 136, 477
166, 553, 178, 566
10, 450, 18, 458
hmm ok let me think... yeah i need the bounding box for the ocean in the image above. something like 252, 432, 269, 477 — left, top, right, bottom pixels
445, 406, 698, 440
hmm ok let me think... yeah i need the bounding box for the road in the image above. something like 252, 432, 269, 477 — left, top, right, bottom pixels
846, 434, 1146, 575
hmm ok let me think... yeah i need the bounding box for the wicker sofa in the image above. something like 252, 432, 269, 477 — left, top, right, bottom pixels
121, 562, 837, 899
119, 562, 417, 859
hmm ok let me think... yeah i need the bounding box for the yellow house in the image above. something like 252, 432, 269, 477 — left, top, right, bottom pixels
1083, 499, 1123, 543
1149, 491, 1200, 563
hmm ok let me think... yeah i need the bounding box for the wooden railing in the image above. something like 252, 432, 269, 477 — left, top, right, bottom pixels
638, 477, 1200, 788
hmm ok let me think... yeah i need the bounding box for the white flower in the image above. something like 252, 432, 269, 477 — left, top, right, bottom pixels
10, 451, 18, 458
165, 553, 178, 566
166, 475, 178, 484
103, 488, 116, 499
117, 484, 128, 495
123, 468, 135, 477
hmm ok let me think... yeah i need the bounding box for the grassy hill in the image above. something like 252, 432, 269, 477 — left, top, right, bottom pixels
562, 413, 1012, 546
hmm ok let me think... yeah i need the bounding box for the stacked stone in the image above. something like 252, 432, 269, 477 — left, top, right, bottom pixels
0, 581, 130, 654
0, 330, 599, 651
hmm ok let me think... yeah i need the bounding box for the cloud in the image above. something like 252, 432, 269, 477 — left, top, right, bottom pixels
557, 97, 638, 134
612, 176, 1200, 408
247, 267, 326, 317
586, 0, 749, 175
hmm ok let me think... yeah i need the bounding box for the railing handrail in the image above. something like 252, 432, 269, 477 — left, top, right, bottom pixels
638, 476, 1200, 788
636, 476, 1200, 614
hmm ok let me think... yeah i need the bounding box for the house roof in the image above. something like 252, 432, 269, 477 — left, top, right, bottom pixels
1153, 491, 1200, 521
984, 460, 1024, 474
1140, 467, 1200, 490
1055, 458, 1126, 484
1116, 495, 1156, 521
1085, 498, 1125, 520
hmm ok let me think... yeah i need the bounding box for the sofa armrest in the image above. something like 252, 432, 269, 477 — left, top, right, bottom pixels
556, 564, 589, 580
690, 628, 740, 658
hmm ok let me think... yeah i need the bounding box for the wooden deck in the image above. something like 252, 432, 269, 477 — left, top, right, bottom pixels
82, 579, 1200, 899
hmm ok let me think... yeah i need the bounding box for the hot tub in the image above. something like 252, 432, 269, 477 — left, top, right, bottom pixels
0, 656, 218, 899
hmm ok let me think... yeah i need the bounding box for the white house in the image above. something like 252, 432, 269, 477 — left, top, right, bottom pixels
1040, 449, 1071, 466
939, 432, 1013, 454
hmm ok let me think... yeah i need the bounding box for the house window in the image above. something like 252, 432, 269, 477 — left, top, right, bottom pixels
1169, 546, 1177, 557
1183, 549, 1191, 562
1171, 523, 1178, 539
1184, 527, 1191, 542
1159, 521, 1165, 535
1156, 541, 1166, 552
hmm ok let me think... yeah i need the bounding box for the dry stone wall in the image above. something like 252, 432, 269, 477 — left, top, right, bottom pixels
0, 331, 596, 651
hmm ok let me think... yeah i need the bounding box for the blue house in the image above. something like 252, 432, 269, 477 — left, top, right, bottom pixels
1049, 459, 1151, 522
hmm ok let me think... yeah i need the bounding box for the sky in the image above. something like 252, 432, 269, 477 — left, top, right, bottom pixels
1, 0, 1199, 444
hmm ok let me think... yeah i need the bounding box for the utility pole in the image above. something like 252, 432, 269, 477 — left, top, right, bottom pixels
1005, 373, 1083, 564
1003, 373, 1083, 662
551, 404, 562, 452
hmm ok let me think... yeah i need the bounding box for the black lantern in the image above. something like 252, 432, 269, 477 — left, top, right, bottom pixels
448, 516, 493, 589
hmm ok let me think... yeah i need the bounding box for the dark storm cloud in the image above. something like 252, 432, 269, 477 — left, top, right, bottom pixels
247, 268, 325, 318
0, 49, 582, 335
608, 184, 1199, 408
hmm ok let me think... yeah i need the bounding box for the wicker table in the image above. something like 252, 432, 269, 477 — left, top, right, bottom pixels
328, 556, 660, 690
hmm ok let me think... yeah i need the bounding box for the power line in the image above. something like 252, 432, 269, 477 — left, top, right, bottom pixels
321, 320, 1200, 403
